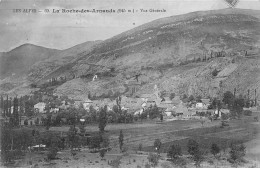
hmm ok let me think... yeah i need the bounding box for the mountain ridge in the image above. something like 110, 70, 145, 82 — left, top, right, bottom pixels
1, 8, 260, 99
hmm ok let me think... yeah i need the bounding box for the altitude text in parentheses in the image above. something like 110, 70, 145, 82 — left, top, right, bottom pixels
44, 9, 50, 13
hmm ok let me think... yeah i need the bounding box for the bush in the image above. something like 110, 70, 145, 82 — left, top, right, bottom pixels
138, 143, 143, 151
89, 135, 102, 149
109, 156, 121, 168
167, 144, 182, 160
243, 110, 252, 116
147, 153, 159, 167
212, 69, 219, 77
187, 139, 199, 156
99, 149, 106, 159
174, 157, 187, 167
154, 139, 162, 153
47, 146, 58, 160
187, 139, 203, 167
119, 130, 124, 152
229, 143, 246, 163
145, 163, 151, 168
211, 143, 220, 158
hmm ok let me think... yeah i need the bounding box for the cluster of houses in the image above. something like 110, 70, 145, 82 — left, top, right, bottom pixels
0, 82, 234, 127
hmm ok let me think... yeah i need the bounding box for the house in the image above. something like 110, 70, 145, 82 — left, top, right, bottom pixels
214, 109, 230, 118
171, 96, 182, 105
21, 117, 36, 126
158, 97, 176, 116
125, 79, 142, 97
83, 99, 93, 110
174, 102, 190, 118
195, 102, 208, 109
121, 96, 144, 111
201, 99, 210, 106
50, 108, 59, 113
34, 102, 46, 113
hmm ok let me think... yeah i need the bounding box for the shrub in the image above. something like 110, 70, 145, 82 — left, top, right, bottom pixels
138, 143, 143, 151
119, 130, 124, 152
99, 149, 106, 159
89, 135, 102, 149
154, 139, 162, 153
100, 135, 110, 148
229, 143, 246, 163
243, 110, 252, 116
47, 146, 58, 160
212, 69, 219, 77
147, 153, 159, 167
98, 106, 107, 132
145, 163, 151, 168
167, 144, 182, 160
109, 156, 121, 168
187, 139, 203, 167
187, 139, 199, 156
170, 93, 175, 100
211, 143, 220, 158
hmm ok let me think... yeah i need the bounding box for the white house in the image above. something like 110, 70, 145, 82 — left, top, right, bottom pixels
34, 102, 46, 113
83, 99, 93, 110
195, 102, 207, 109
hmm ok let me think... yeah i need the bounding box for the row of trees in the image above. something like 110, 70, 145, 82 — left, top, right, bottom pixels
147, 138, 246, 167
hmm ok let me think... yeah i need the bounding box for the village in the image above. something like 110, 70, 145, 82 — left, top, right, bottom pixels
1, 72, 260, 168
1, 79, 229, 127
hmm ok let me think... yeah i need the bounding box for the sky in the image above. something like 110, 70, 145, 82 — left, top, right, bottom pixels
0, 0, 259, 52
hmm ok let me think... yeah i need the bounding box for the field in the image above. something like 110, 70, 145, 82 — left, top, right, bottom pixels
3, 112, 260, 168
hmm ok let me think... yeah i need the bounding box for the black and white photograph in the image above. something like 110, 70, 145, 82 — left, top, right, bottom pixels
0, 0, 260, 168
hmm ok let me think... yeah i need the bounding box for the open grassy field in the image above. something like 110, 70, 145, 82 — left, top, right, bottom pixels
3, 111, 260, 168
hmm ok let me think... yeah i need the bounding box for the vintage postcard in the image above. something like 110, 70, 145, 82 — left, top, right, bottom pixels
0, 0, 260, 168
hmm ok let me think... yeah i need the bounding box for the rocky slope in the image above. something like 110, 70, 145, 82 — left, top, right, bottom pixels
54, 8, 260, 99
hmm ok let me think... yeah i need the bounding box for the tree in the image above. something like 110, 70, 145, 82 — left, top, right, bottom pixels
223, 91, 234, 109
170, 93, 176, 100
188, 95, 195, 102
68, 126, 78, 149
79, 124, 86, 135
147, 153, 159, 167
99, 149, 106, 160
233, 95, 245, 118
149, 105, 160, 119
98, 106, 107, 132
187, 139, 203, 167
196, 96, 202, 102
211, 143, 220, 158
119, 130, 124, 152
12, 97, 19, 126
47, 146, 58, 160
167, 144, 182, 160
89, 134, 102, 149
182, 94, 188, 100
187, 139, 199, 156
25, 99, 34, 117
212, 69, 219, 77
154, 139, 162, 153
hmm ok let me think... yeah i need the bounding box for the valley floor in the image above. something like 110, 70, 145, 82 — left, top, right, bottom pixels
3, 112, 260, 168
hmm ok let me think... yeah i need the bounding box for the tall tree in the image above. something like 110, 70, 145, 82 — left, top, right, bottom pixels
98, 106, 107, 132
119, 130, 124, 152
223, 91, 234, 109
13, 97, 19, 126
